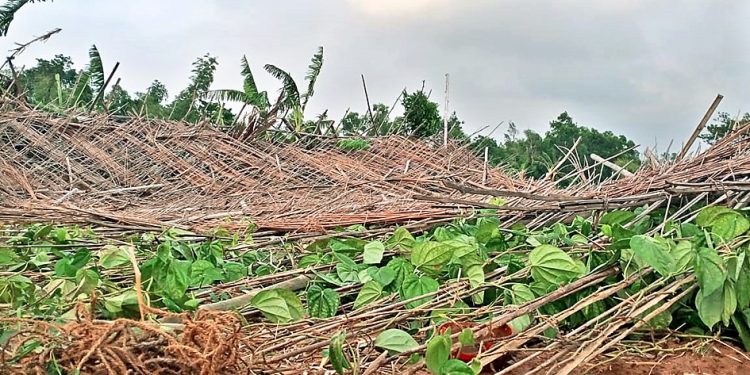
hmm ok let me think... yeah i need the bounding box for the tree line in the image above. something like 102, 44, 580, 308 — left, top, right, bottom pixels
7, 47, 746, 182
1, 0, 747, 183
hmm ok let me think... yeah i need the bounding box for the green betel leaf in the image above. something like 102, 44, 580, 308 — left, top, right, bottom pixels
439, 359, 475, 375
75, 268, 100, 294
736, 259, 750, 308
163, 260, 191, 301
444, 235, 479, 262
712, 211, 750, 243
736, 250, 747, 281
400, 274, 439, 308
464, 264, 485, 304
386, 227, 416, 250
696, 206, 735, 227
98, 245, 131, 269
358, 268, 373, 284
696, 287, 722, 330
696, 206, 750, 243
640, 306, 672, 329
374, 329, 419, 354
629, 235, 675, 277
458, 328, 475, 346
475, 219, 500, 245
528, 245, 584, 286
731, 314, 750, 352
335, 261, 360, 284
386, 257, 414, 292
54, 249, 92, 278
723, 281, 738, 326
425, 334, 451, 374
363, 241, 385, 264
411, 241, 454, 269
509, 314, 531, 334
307, 285, 340, 318
695, 247, 727, 297
599, 210, 636, 226
190, 259, 224, 286
368, 266, 396, 287
670, 240, 695, 273
510, 284, 535, 333
354, 281, 384, 309
222, 261, 248, 282
570, 234, 589, 245
103, 289, 139, 314
329, 331, 351, 374
0, 248, 18, 266
250, 288, 305, 323
511, 284, 535, 304
696, 280, 736, 330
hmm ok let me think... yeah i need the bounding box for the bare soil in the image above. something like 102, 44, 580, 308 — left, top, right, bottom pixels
497, 341, 750, 375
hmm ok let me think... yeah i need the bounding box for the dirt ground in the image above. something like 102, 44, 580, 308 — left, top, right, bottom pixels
494, 341, 750, 375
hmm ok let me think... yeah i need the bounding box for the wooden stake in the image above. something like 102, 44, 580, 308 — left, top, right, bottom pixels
443, 73, 449, 147
482, 147, 488, 185
676, 93, 723, 161
89, 62, 120, 112
361, 74, 375, 132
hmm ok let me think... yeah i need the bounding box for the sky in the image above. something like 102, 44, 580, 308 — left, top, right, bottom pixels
1, 0, 748, 152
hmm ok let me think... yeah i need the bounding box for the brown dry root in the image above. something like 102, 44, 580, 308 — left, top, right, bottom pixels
1, 307, 251, 375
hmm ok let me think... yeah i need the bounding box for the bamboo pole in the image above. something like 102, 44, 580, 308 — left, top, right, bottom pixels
590, 153, 634, 177
443, 73, 450, 147
482, 146, 488, 185
89, 62, 120, 112
675, 93, 723, 161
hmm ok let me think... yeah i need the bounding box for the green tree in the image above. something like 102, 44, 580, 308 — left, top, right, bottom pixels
399, 90, 441, 137
103, 82, 133, 116
372, 103, 396, 135
475, 113, 640, 181
495, 128, 549, 178
133, 80, 169, 118
542, 112, 640, 179
340, 111, 367, 135
700, 111, 750, 144
19, 54, 77, 106
169, 54, 220, 122
446, 112, 469, 143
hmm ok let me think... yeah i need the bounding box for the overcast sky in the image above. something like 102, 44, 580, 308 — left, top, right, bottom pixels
1, 0, 748, 151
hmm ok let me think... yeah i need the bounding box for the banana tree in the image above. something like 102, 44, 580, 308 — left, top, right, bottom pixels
206, 47, 325, 140
205, 56, 273, 139
266, 46, 325, 135
65, 44, 106, 110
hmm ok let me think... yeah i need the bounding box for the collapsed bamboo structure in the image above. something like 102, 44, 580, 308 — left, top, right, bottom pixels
3, 100, 750, 373
0, 100, 527, 234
